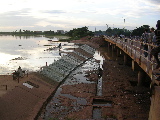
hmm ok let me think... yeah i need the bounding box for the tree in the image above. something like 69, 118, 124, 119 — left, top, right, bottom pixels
132, 25, 150, 36
106, 27, 131, 36
67, 26, 93, 38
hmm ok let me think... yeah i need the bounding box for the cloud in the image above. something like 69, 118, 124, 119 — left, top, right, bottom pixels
43, 10, 66, 14
0, 0, 159, 32
0, 9, 39, 27
147, 0, 160, 5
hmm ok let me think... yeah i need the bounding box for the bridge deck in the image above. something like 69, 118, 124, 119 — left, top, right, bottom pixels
104, 36, 160, 86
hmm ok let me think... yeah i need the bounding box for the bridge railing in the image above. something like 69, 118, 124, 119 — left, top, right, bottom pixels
104, 36, 158, 74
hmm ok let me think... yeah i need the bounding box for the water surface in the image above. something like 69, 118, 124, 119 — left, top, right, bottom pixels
0, 35, 74, 75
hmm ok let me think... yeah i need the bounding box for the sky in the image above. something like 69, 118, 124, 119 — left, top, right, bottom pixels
0, 0, 159, 32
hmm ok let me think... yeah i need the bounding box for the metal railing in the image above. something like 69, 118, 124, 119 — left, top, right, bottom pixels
104, 36, 159, 77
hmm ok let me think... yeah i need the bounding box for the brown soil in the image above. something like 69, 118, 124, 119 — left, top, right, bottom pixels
0, 72, 59, 120
51, 36, 150, 120
61, 83, 97, 101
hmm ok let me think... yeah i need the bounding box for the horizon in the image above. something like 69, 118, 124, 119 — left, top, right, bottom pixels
0, 0, 159, 32
0, 24, 154, 33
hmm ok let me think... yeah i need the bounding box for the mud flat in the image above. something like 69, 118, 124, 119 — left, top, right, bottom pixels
0, 72, 59, 120
102, 60, 150, 120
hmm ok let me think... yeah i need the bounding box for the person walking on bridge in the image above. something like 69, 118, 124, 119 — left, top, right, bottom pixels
151, 20, 160, 69
142, 29, 149, 57
149, 27, 155, 44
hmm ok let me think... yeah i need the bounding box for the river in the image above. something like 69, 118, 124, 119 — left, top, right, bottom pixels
0, 35, 73, 75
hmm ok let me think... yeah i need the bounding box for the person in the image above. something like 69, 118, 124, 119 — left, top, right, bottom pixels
142, 29, 149, 57
17, 66, 23, 77
12, 70, 19, 80
149, 27, 155, 44
58, 43, 62, 51
150, 20, 160, 69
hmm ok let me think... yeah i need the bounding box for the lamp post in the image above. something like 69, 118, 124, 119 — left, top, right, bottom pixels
124, 19, 125, 29
106, 24, 108, 30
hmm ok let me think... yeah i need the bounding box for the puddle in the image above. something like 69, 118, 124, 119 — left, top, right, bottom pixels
63, 59, 100, 85
92, 98, 112, 119
40, 57, 102, 119
37, 44, 107, 119
43, 87, 86, 119
97, 77, 102, 96
92, 98, 112, 107
92, 107, 102, 119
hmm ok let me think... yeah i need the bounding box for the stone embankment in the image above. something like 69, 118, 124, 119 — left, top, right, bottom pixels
40, 44, 96, 82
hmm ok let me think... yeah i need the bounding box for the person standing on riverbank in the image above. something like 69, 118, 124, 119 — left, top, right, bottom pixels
58, 43, 62, 50
17, 66, 23, 77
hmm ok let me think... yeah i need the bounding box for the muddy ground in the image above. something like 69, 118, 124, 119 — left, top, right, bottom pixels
0, 72, 59, 120
0, 36, 151, 120
38, 36, 151, 120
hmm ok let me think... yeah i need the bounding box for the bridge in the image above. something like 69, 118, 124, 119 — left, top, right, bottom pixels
103, 36, 160, 120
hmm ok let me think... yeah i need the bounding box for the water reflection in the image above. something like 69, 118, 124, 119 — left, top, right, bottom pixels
0, 35, 74, 75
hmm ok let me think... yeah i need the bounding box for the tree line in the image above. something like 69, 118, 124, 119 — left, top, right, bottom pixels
67, 25, 151, 38
0, 25, 151, 38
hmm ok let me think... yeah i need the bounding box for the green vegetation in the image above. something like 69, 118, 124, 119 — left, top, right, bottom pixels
67, 26, 93, 39
0, 24, 152, 39
132, 25, 150, 36
105, 27, 131, 36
